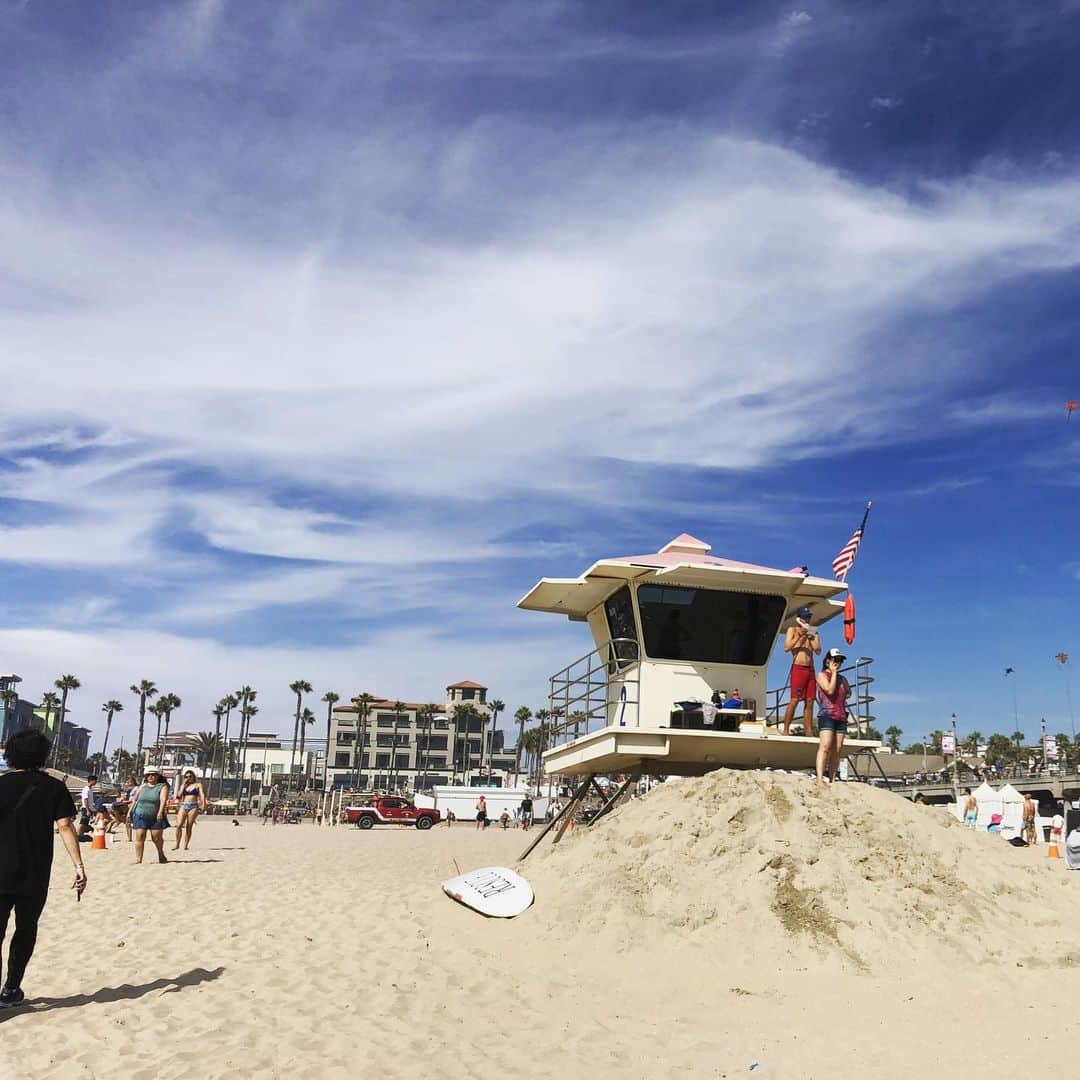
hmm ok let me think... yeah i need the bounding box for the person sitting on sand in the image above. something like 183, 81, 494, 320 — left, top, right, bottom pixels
962, 788, 977, 828
127, 768, 171, 864
814, 648, 850, 789
173, 770, 207, 851
782, 608, 820, 736
499, 809, 510, 830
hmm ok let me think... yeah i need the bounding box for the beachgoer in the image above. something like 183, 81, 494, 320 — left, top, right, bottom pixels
782, 608, 820, 736
520, 794, 534, 831
914, 793, 926, 805
173, 770, 207, 851
78, 774, 99, 841
1065, 820, 1080, 870
962, 787, 977, 828
814, 648, 850, 789
1050, 805, 1064, 848
127, 768, 171, 864
122, 776, 139, 841
0, 730, 86, 1007
499, 809, 510, 830
722, 688, 743, 710
445, 810, 456, 828
475, 795, 488, 830
1022, 793, 1037, 845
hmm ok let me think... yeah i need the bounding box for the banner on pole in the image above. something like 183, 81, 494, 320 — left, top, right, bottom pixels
1045, 735, 1059, 761
941, 734, 956, 756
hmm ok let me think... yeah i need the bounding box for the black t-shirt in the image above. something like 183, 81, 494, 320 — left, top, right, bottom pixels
0, 770, 78, 896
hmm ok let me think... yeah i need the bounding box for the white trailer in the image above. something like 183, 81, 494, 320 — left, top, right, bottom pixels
415, 785, 549, 824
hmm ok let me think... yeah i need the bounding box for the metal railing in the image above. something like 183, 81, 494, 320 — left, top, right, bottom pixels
547, 638, 641, 748
766, 655, 876, 733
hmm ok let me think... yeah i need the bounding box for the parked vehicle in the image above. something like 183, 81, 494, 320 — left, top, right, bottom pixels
344, 795, 441, 831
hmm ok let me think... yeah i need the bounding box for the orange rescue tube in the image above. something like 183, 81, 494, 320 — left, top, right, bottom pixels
843, 592, 856, 646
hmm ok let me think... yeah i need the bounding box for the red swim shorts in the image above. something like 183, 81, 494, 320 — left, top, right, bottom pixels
789, 664, 815, 702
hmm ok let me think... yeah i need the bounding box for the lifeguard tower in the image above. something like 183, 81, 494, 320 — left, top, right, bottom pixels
516, 534, 881, 853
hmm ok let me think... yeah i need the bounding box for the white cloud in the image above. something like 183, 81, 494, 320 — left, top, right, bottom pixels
870, 95, 903, 110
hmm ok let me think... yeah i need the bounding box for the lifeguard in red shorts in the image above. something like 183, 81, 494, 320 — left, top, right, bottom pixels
782, 606, 820, 736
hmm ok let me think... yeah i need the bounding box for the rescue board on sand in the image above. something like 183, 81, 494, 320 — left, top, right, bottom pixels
441, 865, 534, 918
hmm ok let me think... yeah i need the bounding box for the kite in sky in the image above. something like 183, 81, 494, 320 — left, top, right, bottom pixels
1004, 667, 1015, 676
1056, 652, 1070, 666
1066, 401, 1077, 420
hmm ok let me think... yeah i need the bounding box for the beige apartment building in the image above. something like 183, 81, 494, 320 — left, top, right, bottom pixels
327, 680, 516, 791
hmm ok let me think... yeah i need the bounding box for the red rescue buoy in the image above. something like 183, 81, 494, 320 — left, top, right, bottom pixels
843, 592, 856, 646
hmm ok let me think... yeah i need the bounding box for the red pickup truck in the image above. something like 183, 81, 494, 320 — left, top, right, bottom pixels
344, 796, 441, 831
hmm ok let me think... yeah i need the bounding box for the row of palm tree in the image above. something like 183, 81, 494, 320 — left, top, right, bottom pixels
884, 724, 1076, 768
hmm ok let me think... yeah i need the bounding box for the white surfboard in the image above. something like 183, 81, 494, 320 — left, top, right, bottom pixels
441, 865, 534, 918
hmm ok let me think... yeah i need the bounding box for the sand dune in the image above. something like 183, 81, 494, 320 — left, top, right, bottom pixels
3, 774, 1079, 1079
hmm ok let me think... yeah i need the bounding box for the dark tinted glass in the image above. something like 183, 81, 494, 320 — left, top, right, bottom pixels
636, 586, 786, 665
604, 585, 640, 668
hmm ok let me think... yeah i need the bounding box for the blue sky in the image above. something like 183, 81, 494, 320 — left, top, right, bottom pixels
1, 1, 1078, 750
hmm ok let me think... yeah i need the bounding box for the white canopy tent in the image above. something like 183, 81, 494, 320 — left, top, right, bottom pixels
997, 784, 1025, 838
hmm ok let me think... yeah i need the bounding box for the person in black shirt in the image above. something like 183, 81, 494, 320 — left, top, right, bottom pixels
0, 730, 86, 1007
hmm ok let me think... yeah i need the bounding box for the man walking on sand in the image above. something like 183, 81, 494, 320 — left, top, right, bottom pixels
782, 607, 821, 736
0, 730, 87, 1007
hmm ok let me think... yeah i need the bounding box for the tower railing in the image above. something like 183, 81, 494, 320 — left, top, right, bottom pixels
766, 656, 876, 734
547, 638, 641, 747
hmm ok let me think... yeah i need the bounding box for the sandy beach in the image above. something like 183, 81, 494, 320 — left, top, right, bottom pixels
4, 772, 1080, 1079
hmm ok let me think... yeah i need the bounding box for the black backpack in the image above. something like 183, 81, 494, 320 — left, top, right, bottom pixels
0, 779, 42, 891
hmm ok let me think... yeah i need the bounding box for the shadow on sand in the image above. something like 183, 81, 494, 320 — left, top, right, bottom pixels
0, 966, 225, 1021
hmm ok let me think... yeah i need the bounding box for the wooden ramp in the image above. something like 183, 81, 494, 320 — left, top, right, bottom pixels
542, 724, 881, 776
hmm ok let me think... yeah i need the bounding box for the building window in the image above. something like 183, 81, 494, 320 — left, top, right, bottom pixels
376, 734, 395, 748
334, 752, 350, 767
375, 753, 390, 768
336, 733, 355, 744
424, 757, 447, 769
395, 754, 409, 769
460, 688, 475, 701
419, 735, 447, 751
432, 718, 448, 729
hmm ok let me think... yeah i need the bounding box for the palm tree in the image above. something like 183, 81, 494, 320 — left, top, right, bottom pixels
111, 746, 135, 779
298, 707, 316, 790
1011, 729, 1026, 763
210, 703, 225, 787
1, 687, 19, 744
486, 698, 505, 778
321, 691, 339, 790
148, 699, 167, 763
417, 704, 440, 792
234, 686, 257, 804
129, 679, 158, 770
963, 730, 982, 756
40, 691, 60, 744
351, 693, 374, 791
192, 731, 221, 770
48, 674, 81, 766
287, 680, 313, 791
513, 706, 531, 785
217, 693, 239, 798
453, 703, 480, 784
237, 701, 258, 809
160, 693, 182, 757
533, 708, 551, 794
390, 700, 407, 792
884, 725, 902, 753
99, 700, 123, 779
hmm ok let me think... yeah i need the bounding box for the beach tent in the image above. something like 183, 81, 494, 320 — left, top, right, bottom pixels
997, 784, 1026, 837
968, 782, 1002, 830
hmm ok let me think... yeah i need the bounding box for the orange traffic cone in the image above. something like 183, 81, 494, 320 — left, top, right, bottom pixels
1048, 838, 1061, 859
91, 819, 107, 850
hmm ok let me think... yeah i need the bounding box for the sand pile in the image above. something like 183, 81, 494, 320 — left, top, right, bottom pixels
526, 770, 1079, 973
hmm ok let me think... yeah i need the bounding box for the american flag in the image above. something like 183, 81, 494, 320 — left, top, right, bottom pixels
832, 503, 871, 581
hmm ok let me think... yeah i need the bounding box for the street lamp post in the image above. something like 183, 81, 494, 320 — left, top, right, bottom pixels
950, 713, 959, 801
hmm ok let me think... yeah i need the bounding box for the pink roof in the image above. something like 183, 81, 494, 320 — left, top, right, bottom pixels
447, 680, 487, 690
604, 535, 806, 577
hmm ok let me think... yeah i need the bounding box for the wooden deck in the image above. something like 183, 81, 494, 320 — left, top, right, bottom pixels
542, 724, 882, 776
